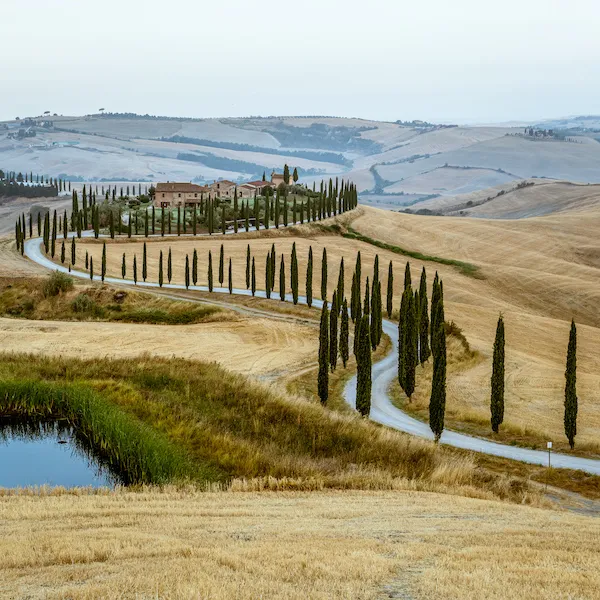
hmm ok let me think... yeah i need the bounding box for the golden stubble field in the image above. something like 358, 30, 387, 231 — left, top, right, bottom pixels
2, 488, 600, 600
67, 203, 600, 448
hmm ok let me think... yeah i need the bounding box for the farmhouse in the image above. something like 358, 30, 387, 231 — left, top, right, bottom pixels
154, 182, 209, 208
270, 171, 289, 188
208, 180, 237, 198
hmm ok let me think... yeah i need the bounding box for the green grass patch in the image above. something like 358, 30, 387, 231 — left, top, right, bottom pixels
342, 227, 483, 279
0, 379, 199, 485
0, 276, 223, 325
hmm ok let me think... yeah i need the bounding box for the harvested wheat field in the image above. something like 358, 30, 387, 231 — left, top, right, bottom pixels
0, 316, 317, 380
1, 488, 599, 600
62, 202, 600, 450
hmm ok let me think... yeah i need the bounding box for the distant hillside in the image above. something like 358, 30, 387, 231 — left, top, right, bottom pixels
1, 113, 600, 201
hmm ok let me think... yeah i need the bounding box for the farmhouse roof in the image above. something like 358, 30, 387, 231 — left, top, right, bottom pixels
156, 182, 208, 193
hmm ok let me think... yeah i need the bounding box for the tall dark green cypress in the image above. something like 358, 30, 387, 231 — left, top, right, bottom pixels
122, 252, 126, 278
265, 253, 271, 299
336, 257, 344, 313
167, 247, 172, 284
386, 261, 393, 317
270, 244, 276, 291
71, 237, 76, 266
398, 287, 410, 393
208, 251, 213, 292
101, 242, 107, 282
192, 249, 198, 285
404, 291, 417, 400
429, 321, 447, 442
340, 299, 349, 368
317, 301, 329, 405
291, 242, 299, 305
330, 291, 338, 371
219, 244, 224, 285
251, 257, 256, 296
142, 242, 147, 282
90, 256, 94, 281
60, 240, 65, 264
306, 246, 313, 307
356, 314, 372, 417
321, 247, 327, 301
159, 251, 164, 287
228, 258, 233, 294
430, 272, 441, 355
564, 319, 578, 449
419, 268, 431, 365
279, 255, 285, 301
490, 315, 505, 433
246, 244, 251, 289
404, 261, 411, 290
185, 255, 190, 289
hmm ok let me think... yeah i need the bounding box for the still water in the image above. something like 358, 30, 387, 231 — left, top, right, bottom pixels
0, 419, 118, 488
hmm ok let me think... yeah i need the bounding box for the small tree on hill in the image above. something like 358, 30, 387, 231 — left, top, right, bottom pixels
340, 298, 349, 368
318, 301, 329, 405
490, 315, 505, 433
356, 313, 372, 416
564, 319, 578, 449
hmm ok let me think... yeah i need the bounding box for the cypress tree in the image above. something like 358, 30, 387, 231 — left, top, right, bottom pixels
404, 261, 411, 290
398, 287, 409, 393
90, 256, 94, 281
133, 255, 137, 285
128, 212, 132, 238
564, 319, 578, 449
208, 251, 213, 292
270, 244, 276, 291
109, 211, 115, 239
330, 291, 338, 371
430, 272, 441, 354
429, 321, 447, 442
251, 257, 256, 296
167, 247, 172, 283
340, 299, 349, 368
363, 276, 370, 316
37, 212, 41, 237
336, 257, 344, 313
158, 251, 164, 287
306, 246, 313, 307
85, 251, 89, 270
246, 244, 251, 289
60, 240, 65, 263
185, 255, 190, 289
419, 268, 431, 365
101, 242, 106, 282
291, 242, 299, 305
228, 258, 233, 294
219, 244, 224, 284
317, 301, 329, 405
122, 252, 126, 278
71, 237, 76, 266
386, 261, 393, 317
321, 247, 327, 300
265, 254, 271, 299
490, 314, 505, 433
279, 255, 285, 301
161, 209, 165, 237
192, 249, 198, 285
152, 206, 156, 235
404, 291, 417, 401
356, 314, 372, 417
222, 204, 226, 235
144, 209, 149, 237
142, 242, 147, 282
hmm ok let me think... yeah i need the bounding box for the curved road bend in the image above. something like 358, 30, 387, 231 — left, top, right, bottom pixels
24, 235, 600, 475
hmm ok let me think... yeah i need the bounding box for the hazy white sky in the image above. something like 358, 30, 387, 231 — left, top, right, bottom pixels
2, 0, 599, 123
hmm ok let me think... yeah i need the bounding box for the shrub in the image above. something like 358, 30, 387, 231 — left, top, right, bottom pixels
71, 293, 106, 318
42, 271, 74, 297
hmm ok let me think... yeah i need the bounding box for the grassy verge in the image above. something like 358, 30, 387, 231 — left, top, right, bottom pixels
0, 380, 199, 485
0, 275, 226, 325
342, 226, 483, 279
0, 352, 536, 502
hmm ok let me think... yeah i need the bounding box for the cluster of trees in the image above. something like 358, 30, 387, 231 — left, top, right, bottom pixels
17, 177, 359, 247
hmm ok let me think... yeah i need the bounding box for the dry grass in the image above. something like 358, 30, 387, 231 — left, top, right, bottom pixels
0, 488, 599, 599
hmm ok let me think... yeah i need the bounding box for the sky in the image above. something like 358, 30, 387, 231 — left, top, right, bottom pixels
2, 0, 599, 124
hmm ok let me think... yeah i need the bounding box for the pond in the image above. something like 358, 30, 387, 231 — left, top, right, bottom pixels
0, 419, 120, 488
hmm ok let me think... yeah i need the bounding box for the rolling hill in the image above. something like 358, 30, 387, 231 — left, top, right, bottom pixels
3, 114, 600, 206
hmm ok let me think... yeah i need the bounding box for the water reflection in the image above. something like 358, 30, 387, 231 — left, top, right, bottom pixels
0, 418, 121, 488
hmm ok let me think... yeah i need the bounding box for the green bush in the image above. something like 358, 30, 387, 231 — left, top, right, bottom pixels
42, 271, 74, 297
71, 293, 106, 317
